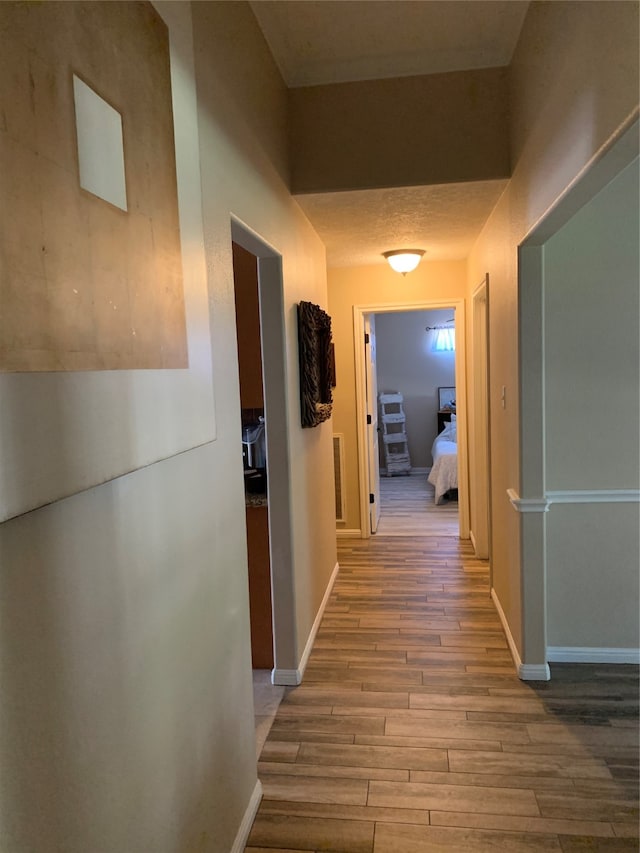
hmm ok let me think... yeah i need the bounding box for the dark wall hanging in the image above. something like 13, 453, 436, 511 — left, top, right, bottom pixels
297, 301, 333, 428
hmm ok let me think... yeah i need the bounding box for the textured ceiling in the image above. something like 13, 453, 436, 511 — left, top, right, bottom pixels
296, 180, 509, 267
249, 1, 528, 267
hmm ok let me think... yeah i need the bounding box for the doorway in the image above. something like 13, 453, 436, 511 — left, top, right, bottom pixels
353, 298, 469, 540
374, 309, 459, 537
364, 315, 381, 534
230, 218, 297, 689
232, 241, 273, 669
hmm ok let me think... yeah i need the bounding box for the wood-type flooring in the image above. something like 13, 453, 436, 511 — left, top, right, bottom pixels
246, 534, 639, 851
375, 473, 458, 538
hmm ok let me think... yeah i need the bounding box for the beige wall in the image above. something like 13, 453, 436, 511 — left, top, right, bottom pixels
466, 0, 639, 660
544, 158, 639, 650
0, 0, 216, 523
0, 3, 336, 852
0, 2, 187, 374
290, 67, 510, 193
191, 1, 337, 673
328, 261, 466, 532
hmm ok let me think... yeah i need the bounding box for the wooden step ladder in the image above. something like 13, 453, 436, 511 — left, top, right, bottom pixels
379, 392, 411, 476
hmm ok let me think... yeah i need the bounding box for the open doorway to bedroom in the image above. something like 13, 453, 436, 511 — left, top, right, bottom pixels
374, 308, 459, 537
353, 298, 469, 540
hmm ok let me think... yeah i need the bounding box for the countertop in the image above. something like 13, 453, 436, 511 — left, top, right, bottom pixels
245, 492, 267, 508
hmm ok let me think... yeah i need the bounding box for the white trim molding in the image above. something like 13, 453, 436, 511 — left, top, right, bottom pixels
491, 588, 551, 681
336, 528, 362, 538
271, 668, 301, 686
491, 588, 520, 670
380, 468, 430, 477
507, 487, 640, 512
297, 561, 339, 676
519, 663, 553, 680
546, 489, 640, 504
507, 489, 549, 513
273, 562, 339, 686
230, 780, 262, 853
469, 529, 478, 554
547, 646, 640, 664
353, 298, 470, 540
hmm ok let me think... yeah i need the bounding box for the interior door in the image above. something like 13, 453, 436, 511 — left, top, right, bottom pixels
364, 315, 381, 533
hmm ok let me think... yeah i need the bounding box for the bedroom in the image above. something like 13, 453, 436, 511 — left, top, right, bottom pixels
373, 308, 459, 535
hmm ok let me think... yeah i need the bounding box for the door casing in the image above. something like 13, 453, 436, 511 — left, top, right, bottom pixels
363, 315, 381, 533
471, 277, 492, 561
353, 299, 469, 539
231, 216, 297, 684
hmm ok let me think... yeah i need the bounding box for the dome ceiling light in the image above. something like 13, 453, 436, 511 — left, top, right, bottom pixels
382, 249, 425, 275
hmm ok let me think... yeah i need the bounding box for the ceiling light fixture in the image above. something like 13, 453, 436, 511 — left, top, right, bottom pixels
382, 249, 425, 275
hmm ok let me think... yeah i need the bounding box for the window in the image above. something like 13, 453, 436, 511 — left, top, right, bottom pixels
433, 327, 455, 352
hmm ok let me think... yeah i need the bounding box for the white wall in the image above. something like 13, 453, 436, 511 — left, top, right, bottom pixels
544, 158, 640, 492
375, 310, 455, 469
544, 158, 639, 650
0, 3, 337, 852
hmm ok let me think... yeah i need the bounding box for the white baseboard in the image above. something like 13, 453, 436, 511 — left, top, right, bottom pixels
297, 560, 339, 676
468, 529, 489, 559
272, 561, 339, 687
490, 588, 550, 681
519, 663, 552, 680
490, 588, 522, 673
380, 469, 430, 477
469, 529, 477, 553
336, 528, 362, 538
230, 779, 262, 853
547, 646, 640, 664
271, 668, 301, 685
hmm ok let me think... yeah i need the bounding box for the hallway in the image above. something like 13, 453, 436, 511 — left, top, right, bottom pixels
246, 534, 639, 851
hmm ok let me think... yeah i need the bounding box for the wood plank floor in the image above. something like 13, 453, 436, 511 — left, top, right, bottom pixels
375, 473, 458, 538
246, 533, 639, 852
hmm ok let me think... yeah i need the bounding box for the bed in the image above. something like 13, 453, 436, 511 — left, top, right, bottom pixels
428, 417, 458, 504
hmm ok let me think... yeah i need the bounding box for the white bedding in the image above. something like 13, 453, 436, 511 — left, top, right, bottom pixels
428, 432, 458, 504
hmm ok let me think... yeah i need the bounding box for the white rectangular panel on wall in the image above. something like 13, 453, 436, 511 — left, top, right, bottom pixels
73, 75, 128, 211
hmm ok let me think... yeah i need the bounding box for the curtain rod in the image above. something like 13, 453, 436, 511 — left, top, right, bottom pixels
425, 319, 454, 331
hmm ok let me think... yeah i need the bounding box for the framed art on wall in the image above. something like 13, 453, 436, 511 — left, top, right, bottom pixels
438, 386, 456, 409
297, 301, 333, 428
